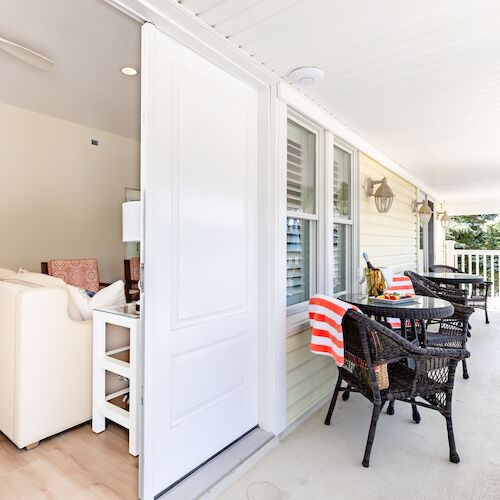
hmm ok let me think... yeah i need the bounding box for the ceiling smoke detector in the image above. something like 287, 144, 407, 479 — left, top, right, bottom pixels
287, 66, 325, 85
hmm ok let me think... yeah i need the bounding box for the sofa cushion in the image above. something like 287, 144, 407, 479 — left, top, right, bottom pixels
1, 272, 82, 321
0, 268, 16, 279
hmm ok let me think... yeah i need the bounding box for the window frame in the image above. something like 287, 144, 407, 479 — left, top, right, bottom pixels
286, 111, 323, 316
329, 137, 359, 298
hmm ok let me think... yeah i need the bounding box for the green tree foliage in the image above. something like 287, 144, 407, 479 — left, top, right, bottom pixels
446, 214, 500, 249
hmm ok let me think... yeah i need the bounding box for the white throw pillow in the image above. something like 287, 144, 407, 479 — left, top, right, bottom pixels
67, 285, 93, 320
68, 280, 126, 321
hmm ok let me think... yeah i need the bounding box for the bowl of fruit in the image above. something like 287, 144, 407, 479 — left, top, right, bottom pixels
370, 292, 418, 304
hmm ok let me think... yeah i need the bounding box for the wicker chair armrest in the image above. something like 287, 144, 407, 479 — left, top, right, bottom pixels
437, 291, 467, 305
476, 281, 493, 291
446, 302, 474, 321
413, 345, 470, 361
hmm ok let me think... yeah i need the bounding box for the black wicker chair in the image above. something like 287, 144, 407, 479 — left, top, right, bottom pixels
325, 310, 469, 467
405, 271, 474, 379
429, 264, 492, 324
429, 264, 460, 273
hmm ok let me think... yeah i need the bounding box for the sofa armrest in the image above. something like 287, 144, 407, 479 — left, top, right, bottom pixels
11, 287, 92, 448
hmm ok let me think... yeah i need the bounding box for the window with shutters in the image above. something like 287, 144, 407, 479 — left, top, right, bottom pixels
332, 143, 354, 295
286, 119, 317, 310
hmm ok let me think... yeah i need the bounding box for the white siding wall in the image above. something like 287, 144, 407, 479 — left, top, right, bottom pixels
286, 328, 335, 425
360, 154, 418, 273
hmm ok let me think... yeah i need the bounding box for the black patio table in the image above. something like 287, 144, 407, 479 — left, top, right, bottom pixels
421, 271, 484, 286
338, 293, 454, 343
337, 293, 454, 419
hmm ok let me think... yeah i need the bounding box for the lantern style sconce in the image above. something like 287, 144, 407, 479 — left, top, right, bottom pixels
437, 210, 451, 229
363, 177, 395, 213
412, 198, 433, 225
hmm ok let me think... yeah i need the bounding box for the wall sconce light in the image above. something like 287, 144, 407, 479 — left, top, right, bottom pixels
437, 210, 451, 229
412, 198, 433, 225
363, 177, 395, 213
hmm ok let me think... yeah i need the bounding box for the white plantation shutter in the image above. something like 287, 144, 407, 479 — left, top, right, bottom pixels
287, 138, 303, 211
286, 119, 316, 308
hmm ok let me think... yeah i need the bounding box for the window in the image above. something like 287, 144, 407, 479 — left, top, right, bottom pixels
286, 119, 317, 309
332, 144, 354, 295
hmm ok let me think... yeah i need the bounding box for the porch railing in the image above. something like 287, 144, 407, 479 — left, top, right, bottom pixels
453, 249, 500, 296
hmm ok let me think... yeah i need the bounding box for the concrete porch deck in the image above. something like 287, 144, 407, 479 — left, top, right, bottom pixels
215, 310, 500, 500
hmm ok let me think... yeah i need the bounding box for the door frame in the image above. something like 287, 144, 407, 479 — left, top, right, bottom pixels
105, 1, 287, 497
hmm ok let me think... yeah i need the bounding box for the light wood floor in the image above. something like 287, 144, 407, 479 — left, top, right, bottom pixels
0, 422, 138, 499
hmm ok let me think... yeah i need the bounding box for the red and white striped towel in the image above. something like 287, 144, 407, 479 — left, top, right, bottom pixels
309, 294, 359, 367
384, 274, 416, 329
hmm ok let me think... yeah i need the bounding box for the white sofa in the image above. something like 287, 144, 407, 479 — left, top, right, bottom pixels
0, 270, 92, 449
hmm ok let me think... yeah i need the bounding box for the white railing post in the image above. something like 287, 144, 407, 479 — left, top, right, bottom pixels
444, 240, 456, 267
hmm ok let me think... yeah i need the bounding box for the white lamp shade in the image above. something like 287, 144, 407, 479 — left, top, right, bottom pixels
122, 201, 141, 242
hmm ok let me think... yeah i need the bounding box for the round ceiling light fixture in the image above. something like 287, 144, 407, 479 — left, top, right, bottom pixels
287, 66, 325, 85
121, 66, 138, 76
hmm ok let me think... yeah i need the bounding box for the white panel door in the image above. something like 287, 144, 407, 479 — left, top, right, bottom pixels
141, 23, 259, 498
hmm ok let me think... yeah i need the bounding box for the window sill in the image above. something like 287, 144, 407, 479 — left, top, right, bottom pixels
286, 311, 309, 337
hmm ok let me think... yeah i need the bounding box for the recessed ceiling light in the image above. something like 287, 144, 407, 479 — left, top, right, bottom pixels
121, 66, 138, 76
287, 66, 325, 85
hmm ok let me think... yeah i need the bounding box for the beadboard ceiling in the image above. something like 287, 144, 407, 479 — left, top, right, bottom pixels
0, 0, 141, 139
178, 0, 500, 205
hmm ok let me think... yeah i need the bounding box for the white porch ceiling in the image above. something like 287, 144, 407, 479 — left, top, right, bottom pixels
0, 0, 141, 139
178, 0, 500, 206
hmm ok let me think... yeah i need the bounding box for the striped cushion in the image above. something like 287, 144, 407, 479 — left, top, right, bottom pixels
309, 294, 360, 367
387, 275, 415, 293
386, 275, 415, 328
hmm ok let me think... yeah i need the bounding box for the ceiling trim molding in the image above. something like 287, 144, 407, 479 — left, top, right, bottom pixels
105, 0, 279, 88
107, 0, 444, 202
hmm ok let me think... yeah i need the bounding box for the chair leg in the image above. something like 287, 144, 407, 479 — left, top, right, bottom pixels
411, 399, 421, 423
485, 308, 489, 324
387, 400, 395, 415
446, 416, 460, 463
462, 359, 469, 379
362, 402, 382, 468
325, 376, 342, 425
342, 384, 351, 401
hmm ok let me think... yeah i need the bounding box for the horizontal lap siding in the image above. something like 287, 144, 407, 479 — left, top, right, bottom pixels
286, 328, 336, 425
360, 154, 418, 273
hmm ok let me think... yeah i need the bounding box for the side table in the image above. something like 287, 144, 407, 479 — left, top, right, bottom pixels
92, 304, 141, 456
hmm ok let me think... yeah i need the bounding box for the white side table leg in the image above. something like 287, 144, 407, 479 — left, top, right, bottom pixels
128, 321, 138, 456
92, 314, 106, 434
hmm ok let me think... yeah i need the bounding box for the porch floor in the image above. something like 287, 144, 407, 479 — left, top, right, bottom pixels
215, 310, 500, 500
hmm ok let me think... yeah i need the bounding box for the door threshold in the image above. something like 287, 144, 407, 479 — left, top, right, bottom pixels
157, 427, 275, 500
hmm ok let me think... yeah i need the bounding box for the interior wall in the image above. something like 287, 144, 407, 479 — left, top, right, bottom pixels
0, 102, 140, 283
360, 153, 418, 273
